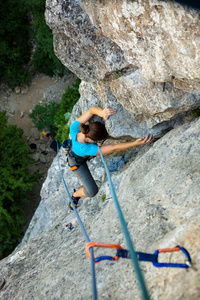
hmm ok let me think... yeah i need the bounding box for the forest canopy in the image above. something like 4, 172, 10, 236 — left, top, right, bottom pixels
0, 111, 41, 258
0, 0, 66, 87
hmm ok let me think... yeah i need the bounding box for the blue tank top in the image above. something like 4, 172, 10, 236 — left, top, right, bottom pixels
70, 120, 98, 157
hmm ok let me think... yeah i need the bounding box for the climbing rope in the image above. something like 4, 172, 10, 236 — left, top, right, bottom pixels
98, 147, 149, 300
98, 147, 191, 298
56, 141, 97, 300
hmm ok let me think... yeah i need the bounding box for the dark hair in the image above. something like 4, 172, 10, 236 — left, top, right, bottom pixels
79, 122, 108, 141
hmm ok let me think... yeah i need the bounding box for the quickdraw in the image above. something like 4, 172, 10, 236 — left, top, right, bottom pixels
65, 222, 73, 231
86, 242, 191, 268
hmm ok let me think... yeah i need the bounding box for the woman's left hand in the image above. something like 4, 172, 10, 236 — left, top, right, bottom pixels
102, 107, 117, 120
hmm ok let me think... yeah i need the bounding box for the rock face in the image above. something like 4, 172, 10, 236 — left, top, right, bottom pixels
0, 117, 200, 300
79, 0, 200, 84
45, 0, 128, 82
0, 1, 200, 300
45, 0, 200, 137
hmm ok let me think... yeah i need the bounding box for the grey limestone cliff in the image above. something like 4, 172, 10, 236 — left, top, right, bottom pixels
0, 117, 200, 300
0, 1, 200, 299
45, 0, 200, 137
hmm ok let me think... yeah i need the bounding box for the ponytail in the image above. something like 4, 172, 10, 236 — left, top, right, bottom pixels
79, 123, 90, 135
79, 122, 108, 141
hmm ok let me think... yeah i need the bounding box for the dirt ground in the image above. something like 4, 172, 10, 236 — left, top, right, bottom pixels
0, 74, 77, 234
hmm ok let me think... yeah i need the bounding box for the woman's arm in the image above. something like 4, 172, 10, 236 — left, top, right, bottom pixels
97, 134, 153, 156
77, 106, 116, 124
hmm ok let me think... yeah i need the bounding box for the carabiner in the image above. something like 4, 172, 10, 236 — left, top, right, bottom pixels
153, 245, 191, 268
86, 242, 123, 263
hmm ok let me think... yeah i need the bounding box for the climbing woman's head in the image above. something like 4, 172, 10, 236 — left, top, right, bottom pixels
79, 122, 108, 142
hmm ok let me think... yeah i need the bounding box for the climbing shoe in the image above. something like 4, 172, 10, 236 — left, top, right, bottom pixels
69, 195, 80, 210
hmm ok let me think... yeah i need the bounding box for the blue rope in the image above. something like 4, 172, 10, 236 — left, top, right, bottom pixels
99, 147, 149, 300
56, 141, 97, 300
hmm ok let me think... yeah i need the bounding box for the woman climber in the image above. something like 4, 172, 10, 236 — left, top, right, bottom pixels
65, 106, 153, 210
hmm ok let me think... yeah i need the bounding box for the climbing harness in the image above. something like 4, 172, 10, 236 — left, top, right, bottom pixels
65, 222, 73, 231
61, 138, 94, 171
85, 242, 191, 268
68, 151, 91, 171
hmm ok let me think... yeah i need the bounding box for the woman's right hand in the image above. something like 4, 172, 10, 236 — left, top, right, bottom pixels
136, 134, 154, 145
102, 107, 117, 120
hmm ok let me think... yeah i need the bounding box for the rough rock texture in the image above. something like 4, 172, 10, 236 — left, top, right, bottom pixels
45, 0, 200, 137
1, 117, 200, 300
80, 0, 200, 84
45, 0, 128, 82
75, 74, 198, 138
1, 2, 200, 300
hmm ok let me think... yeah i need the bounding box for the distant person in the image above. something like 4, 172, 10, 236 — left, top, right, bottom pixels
64, 106, 153, 209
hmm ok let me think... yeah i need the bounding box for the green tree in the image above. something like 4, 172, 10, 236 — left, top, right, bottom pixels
0, 0, 31, 86
0, 111, 41, 258
28, 101, 61, 132
0, 0, 68, 87
25, 0, 66, 77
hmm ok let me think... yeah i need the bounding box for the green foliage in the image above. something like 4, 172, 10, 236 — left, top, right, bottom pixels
191, 107, 200, 118
0, 0, 68, 87
112, 70, 122, 80
28, 102, 61, 132
0, 111, 41, 258
0, 0, 31, 86
55, 123, 71, 144
25, 0, 66, 77
28, 79, 81, 141
101, 194, 106, 202
54, 79, 81, 142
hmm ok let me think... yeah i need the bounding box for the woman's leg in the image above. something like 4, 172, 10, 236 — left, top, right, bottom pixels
73, 163, 98, 198
73, 187, 86, 198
